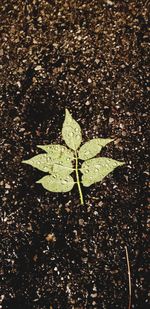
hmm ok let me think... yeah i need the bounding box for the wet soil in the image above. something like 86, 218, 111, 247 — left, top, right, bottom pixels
1, 1, 149, 308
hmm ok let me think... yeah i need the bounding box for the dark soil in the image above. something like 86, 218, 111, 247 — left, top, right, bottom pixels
1, 1, 149, 308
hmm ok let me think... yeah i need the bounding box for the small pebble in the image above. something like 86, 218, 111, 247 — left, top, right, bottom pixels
5, 183, 11, 189
34, 65, 42, 71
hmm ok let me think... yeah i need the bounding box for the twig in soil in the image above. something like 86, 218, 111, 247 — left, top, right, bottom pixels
125, 246, 132, 309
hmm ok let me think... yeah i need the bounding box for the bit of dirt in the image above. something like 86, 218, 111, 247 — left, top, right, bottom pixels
1, 1, 149, 308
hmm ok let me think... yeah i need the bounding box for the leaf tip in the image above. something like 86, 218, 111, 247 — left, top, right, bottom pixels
36, 179, 41, 184
37, 145, 42, 149
117, 161, 125, 167
105, 138, 114, 144
120, 161, 125, 166
22, 160, 27, 164
37, 145, 46, 152
65, 108, 71, 118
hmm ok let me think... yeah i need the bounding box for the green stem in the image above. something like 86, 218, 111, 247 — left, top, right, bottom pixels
75, 151, 84, 205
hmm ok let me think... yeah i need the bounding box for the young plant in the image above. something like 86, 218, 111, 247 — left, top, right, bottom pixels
22, 109, 124, 204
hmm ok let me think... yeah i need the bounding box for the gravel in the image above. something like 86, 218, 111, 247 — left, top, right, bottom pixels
1, 1, 149, 308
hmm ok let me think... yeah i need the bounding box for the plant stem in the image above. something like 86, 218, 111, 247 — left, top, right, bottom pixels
125, 246, 132, 309
75, 151, 84, 205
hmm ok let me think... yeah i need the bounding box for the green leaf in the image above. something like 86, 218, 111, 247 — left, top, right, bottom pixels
52, 157, 74, 177
36, 174, 75, 192
78, 138, 114, 160
22, 149, 74, 176
81, 157, 124, 187
36, 144, 74, 176
62, 109, 82, 151
37, 144, 74, 161
22, 154, 53, 173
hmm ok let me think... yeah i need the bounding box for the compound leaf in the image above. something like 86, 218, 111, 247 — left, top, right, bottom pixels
81, 157, 124, 187
78, 138, 114, 160
62, 109, 82, 151
37, 174, 75, 192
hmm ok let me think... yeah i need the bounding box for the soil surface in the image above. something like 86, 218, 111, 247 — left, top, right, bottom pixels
1, 1, 149, 308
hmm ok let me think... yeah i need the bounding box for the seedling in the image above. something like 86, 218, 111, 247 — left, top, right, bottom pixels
22, 109, 124, 204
